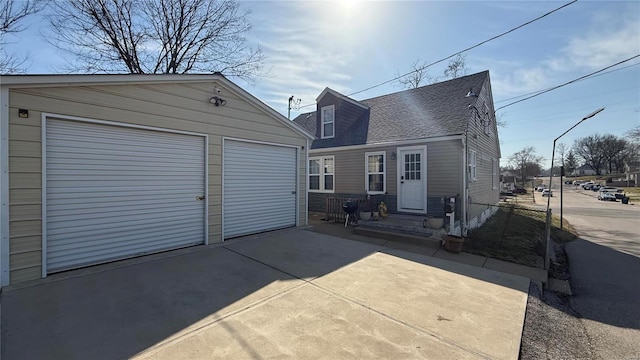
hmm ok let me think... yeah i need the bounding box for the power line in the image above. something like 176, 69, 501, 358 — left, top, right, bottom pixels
297, 0, 578, 110
495, 54, 640, 111
494, 62, 640, 104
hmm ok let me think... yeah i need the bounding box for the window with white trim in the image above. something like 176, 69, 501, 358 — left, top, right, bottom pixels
309, 156, 334, 192
492, 158, 497, 189
321, 105, 335, 139
469, 150, 477, 181
365, 151, 386, 194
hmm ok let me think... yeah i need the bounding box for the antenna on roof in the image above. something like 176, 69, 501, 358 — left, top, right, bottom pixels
288, 95, 301, 120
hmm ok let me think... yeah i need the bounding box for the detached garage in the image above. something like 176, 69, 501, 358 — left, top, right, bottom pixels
0, 74, 312, 287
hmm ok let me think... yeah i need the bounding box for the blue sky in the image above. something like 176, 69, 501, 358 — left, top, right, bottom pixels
4, 0, 640, 168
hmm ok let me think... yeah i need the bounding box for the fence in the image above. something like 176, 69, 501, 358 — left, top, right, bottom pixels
324, 197, 371, 223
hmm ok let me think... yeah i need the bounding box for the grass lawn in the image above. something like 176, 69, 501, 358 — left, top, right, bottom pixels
465, 204, 577, 268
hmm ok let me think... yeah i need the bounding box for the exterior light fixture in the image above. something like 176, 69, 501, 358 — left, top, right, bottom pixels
209, 96, 227, 107
18, 109, 29, 118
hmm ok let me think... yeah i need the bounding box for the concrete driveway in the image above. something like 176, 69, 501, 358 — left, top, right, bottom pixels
1, 229, 529, 359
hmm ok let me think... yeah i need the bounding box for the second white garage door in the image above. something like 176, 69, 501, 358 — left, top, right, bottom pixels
223, 140, 297, 239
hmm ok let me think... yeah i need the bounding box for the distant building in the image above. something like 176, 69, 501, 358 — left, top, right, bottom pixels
572, 164, 596, 176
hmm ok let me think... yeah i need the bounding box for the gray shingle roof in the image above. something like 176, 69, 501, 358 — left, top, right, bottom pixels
293, 71, 490, 146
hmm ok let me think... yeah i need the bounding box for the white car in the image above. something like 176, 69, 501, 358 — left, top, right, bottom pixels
597, 192, 617, 201
536, 185, 546, 192
599, 186, 622, 194
542, 189, 553, 197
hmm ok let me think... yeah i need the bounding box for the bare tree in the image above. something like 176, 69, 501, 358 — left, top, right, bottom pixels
508, 146, 543, 187
46, 0, 264, 80
396, 54, 467, 89
572, 135, 605, 175
395, 58, 434, 89
444, 53, 467, 79
626, 125, 640, 143
0, 0, 45, 73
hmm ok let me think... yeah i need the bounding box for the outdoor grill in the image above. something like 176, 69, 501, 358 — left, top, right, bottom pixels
342, 201, 359, 227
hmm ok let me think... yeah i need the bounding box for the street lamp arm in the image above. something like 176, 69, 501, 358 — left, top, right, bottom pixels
553, 107, 605, 142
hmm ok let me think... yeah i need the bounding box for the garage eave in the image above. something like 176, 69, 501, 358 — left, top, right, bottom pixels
0, 73, 315, 141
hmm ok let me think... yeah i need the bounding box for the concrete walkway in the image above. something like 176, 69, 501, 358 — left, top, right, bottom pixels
2, 229, 529, 360
309, 212, 548, 286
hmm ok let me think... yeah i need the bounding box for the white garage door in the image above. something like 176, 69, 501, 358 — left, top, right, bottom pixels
223, 140, 297, 239
45, 119, 206, 273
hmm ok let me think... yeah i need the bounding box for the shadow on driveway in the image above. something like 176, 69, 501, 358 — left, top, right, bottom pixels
2, 229, 529, 360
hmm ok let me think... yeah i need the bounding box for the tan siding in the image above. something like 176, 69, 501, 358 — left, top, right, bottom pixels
9, 189, 40, 204
10, 266, 41, 284
426, 140, 463, 196
9, 173, 40, 189
9, 156, 40, 173
9, 123, 40, 141
8, 204, 40, 221
9, 235, 40, 253
9, 140, 41, 157
9, 220, 41, 237
310, 140, 463, 199
7, 81, 308, 284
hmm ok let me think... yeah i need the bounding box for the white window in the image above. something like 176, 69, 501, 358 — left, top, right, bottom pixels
492, 158, 497, 189
321, 105, 335, 139
469, 150, 477, 181
309, 156, 334, 192
365, 151, 386, 194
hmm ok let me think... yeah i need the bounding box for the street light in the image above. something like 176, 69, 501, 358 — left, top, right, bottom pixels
544, 107, 604, 267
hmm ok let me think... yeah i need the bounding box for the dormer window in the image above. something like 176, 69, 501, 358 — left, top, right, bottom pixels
321, 105, 335, 139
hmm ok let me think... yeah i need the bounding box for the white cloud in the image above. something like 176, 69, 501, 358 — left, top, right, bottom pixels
484, 6, 640, 100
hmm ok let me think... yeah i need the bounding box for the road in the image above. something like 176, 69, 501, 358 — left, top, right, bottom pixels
539, 179, 640, 359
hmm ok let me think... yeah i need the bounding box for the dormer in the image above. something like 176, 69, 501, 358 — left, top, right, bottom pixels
314, 88, 369, 147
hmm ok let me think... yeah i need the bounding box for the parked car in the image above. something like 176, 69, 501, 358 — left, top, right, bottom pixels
542, 189, 553, 197
581, 181, 594, 189
513, 188, 528, 194
573, 180, 583, 185
500, 190, 515, 197
564, 180, 573, 184
599, 186, 622, 194
598, 192, 617, 201
536, 185, 546, 192
590, 184, 602, 191
599, 187, 624, 199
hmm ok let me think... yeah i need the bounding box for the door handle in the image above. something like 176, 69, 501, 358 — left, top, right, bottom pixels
196, 195, 205, 201
291, 191, 297, 195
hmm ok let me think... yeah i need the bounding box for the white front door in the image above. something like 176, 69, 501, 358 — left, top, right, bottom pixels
398, 146, 426, 213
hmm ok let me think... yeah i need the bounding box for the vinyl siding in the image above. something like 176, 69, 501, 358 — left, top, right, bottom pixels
7, 81, 307, 284
467, 78, 500, 222
309, 139, 463, 213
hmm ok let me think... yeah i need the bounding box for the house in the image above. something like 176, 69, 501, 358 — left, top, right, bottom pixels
0, 74, 313, 287
573, 164, 597, 176
625, 161, 640, 185
500, 174, 517, 191
293, 71, 500, 235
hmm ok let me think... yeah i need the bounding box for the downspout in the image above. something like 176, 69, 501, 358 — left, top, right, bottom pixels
462, 133, 468, 236
305, 138, 309, 226
1, 86, 10, 286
